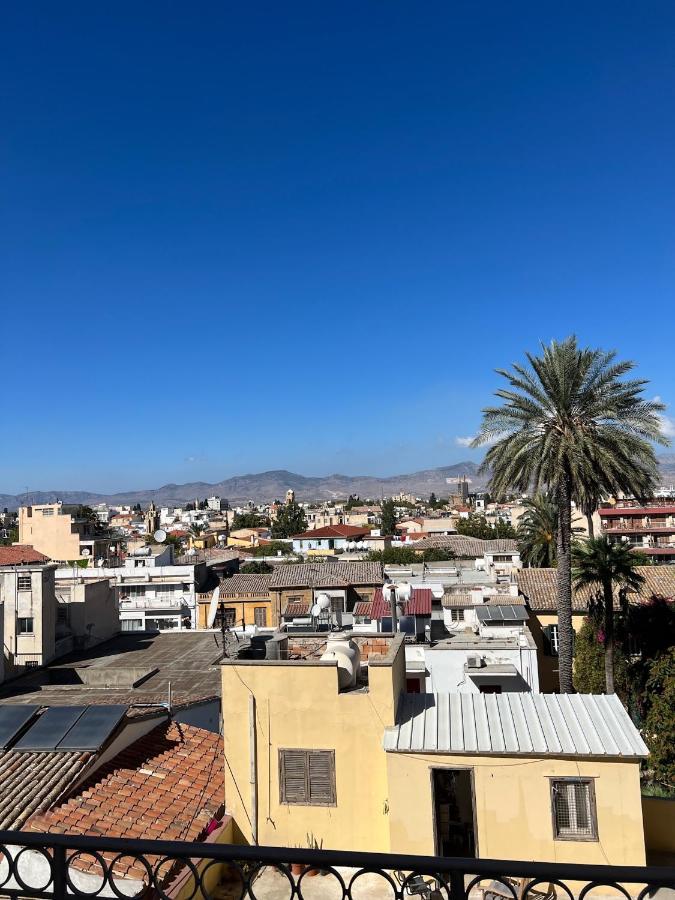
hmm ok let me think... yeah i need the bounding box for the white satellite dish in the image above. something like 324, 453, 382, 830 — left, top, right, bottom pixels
317, 593, 331, 610
187, 547, 197, 557
81, 548, 90, 557
154, 529, 167, 543
207, 585, 221, 629
356, 541, 364, 550
311, 603, 321, 617
218, 534, 226, 542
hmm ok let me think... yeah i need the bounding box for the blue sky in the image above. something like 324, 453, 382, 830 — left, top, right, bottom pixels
2, 2, 675, 494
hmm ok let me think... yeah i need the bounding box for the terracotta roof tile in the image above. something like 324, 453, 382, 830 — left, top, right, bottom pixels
219, 573, 272, 597
0, 545, 50, 566
26, 721, 224, 882
517, 566, 675, 611
407, 536, 518, 556
270, 561, 383, 589
292, 525, 370, 539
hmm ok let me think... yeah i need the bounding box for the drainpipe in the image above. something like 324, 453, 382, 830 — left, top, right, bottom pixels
249, 694, 258, 844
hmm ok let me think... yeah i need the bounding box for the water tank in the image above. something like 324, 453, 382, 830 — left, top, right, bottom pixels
320, 633, 361, 689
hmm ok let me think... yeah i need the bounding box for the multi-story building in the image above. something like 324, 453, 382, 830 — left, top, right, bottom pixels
600, 498, 675, 563
57, 545, 209, 631
0, 547, 57, 676
17, 502, 117, 566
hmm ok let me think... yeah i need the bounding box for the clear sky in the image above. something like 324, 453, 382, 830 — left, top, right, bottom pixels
2, 2, 674, 494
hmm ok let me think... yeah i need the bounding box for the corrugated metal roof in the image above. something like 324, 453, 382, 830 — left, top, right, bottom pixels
383, 693, 648, 758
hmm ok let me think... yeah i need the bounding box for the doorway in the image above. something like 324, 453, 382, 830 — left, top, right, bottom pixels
432, 769, 476, 857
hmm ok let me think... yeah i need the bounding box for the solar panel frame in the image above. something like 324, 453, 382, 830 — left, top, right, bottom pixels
13, 706, 88, 752
57, 705, 128, 752
0, 705, 41, 749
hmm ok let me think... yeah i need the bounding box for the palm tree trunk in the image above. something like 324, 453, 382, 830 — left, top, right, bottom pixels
556, 471, 575, 693
603, 577, 615, 694
586, 511, 595, 538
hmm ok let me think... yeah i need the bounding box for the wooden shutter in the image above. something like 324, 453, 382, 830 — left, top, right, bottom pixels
254, 607, 267, 627
279, 749, 336, 806
308, 750, 336, 805
280, 750, 308, 804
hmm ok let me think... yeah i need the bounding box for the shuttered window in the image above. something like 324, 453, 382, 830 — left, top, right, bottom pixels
279, 749, 336, 806
254, 607, 267, 627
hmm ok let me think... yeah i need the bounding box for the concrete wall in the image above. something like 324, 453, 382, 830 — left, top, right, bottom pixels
0, 565, 57, 674
386, 752, 646, 865
58, 578, 119, 647
18, 504, 80, 561
423, 643, 539, 693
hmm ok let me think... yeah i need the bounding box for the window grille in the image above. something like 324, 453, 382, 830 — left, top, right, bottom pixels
551, 779, 597, 840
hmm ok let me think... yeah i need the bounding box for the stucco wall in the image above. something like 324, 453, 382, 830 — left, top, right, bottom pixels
222, 638, 405, 853
386, 752, 645, 865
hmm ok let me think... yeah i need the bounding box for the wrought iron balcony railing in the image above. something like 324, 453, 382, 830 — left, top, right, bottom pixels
0, 830, 672, 900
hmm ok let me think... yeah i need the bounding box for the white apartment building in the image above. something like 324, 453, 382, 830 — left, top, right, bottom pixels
56, 546, 208, 632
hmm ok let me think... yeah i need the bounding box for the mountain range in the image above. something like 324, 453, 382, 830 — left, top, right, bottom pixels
3, 455, 675, 510
0, 463, 485, 509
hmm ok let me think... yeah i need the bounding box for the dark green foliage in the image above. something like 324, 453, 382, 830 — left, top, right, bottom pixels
240, 561, 274, 574
456, 515, 516, 540
270, 501, 307, 538
232, 511, 270, 530
472, 336, 667, 692
345, 495, 361, 510
517, 493, 558, 567
643, 649, 675, 787
367, 546, 455, 564
246, 540, 293, 557
380, 499, 397, 536
573, 615, 630, 696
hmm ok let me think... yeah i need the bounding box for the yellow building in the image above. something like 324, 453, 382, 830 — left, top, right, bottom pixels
197, 573, 273, 629
517, 567, 675, 692
18, 502, 112, 566
222, 632, 647, 865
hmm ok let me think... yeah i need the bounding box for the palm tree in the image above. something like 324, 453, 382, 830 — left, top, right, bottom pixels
517, 493, 558, 567
572, 537, 645, 693
472, 337, 667, 693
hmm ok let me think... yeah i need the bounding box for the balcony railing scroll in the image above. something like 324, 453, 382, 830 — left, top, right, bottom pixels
0, 830, 672, 900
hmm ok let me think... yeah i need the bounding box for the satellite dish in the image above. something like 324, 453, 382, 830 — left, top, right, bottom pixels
187, 548, 196, 557
81, 548, 90, 557
356, 541, 364, 550
218, 534, 226, 542
317, 593, 331, 610
207, 585, 221, 629
154, 529, 167, 543
396, 582, 412, 602
311, 603, 321, 617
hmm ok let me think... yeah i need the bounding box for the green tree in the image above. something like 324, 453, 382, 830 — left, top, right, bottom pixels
247, 540, 293, 557
231, 511, 270, 530
380, 499, 398, 536
472, 337, 667, 692
456, 515, 516, 540
573, 614, 630, 696
345, 495, 361, 510
428, 492, 437, 507
240, 561, 274, 574
643, 649, 675, 787
573, 536, 645, 693
517, 493, 558, 567
271, 501, 307, 538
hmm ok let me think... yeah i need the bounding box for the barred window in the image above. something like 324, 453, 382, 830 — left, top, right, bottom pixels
17, 575, 32, 591
279, 749, 336, 806
551, 779, 597, 840
450, 609, 464, 622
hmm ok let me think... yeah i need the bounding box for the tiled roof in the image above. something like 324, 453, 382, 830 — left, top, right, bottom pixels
292, 525, 370, 539
283, 600, 311, 617
517, 566, 675, 611
0, 545, 50, 566
407, 588, 433, 616
0, 750, 94, 829
408, 536, 518, 556
219, 573, 272, 596
359, 587, 432, 619
442, 590, 527, 609
270, 561, 384, 589
28, 722, 224, 878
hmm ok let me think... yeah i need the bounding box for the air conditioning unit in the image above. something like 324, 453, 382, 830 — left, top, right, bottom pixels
466, 654, 484, 669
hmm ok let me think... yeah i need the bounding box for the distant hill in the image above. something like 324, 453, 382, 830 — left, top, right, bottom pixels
0, 462, 484, 509
3, 455, 674, 509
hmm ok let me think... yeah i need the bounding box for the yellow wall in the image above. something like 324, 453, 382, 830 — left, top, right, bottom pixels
386, 753, 645, 865
19, 505, 81, 562
222, 638, 405, 853
197, 599, 272, 629
221, 635, 645, 867
642, 796, 675, 861
529, 612, 586, 692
